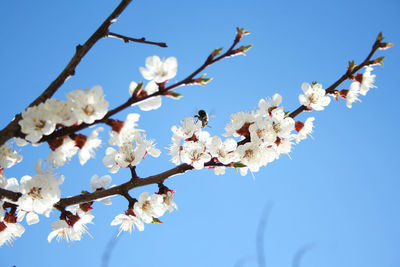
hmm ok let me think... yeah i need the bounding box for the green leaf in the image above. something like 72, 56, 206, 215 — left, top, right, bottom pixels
152, 217, 163, 224
164, 91, 183, 99
233, 162, 247, 168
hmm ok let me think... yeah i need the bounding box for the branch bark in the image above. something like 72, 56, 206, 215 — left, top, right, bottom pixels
107, 32, 167, 47
289, 34, 382, 119
0, 0, 134, 147
39, 30, 246, 143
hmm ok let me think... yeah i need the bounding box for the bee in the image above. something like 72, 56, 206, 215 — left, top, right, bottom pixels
194, 110, 209, 128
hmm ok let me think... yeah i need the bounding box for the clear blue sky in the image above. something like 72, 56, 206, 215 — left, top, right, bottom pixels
0, 0, 399, 267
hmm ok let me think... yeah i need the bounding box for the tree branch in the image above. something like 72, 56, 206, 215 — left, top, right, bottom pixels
0, 188, 22, 202
55, 163, 193, 209
39, 30, 247, 143
0, 0, 133, 147
107, 32, 167, 47
289, 33, 383, 119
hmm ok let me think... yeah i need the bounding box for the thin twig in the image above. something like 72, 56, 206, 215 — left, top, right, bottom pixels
0, 0, 133, 147
108, 32, 167, 47
289, 33, 383, 119
39, 30, 246, 143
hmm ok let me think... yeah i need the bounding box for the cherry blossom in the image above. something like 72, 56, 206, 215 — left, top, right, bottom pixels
129, 81, 162, 111
46, 137, 78, 168
66, 86, 109, 124
299, 82, 331, 111
208, 136, 239, 165
134, 192, 166, 223
358, 66, 377, 96
78, 127, 103, 165
0, 221, 25, 247
110, 209, 144, 236
19, 103, 58, 143
0, 142, 22, 170
295, 117, 315, 143
139, 56, 178, 83
18, 160, 64, 219
108, 113, 140, 146
90, 174, 112, 205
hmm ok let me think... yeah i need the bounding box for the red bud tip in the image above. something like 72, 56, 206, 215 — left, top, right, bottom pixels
74, 134, 87, 149
295, 121, 304, 132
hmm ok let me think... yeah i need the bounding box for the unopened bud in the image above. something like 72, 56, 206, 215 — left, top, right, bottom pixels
164, 91, 183, 99
377, 32, 384, 42
339, 89, 349, 99
132, 82, 144, 98
295, 121, 304, 132
370, 56, 385, 67
233, 44, 253, 55
378, 42, 394, 50
211, 48, 223, 58
347, 60, 357, 73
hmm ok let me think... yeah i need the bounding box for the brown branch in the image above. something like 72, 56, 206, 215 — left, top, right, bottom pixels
55, 164, 193, 209
39, 29, 248, 143
0, 0, 133, 147
0, 188, 22, 202
289, 33, 383, 119
107, 32, 167, 47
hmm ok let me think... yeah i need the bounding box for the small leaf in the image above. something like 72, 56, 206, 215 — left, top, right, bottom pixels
164, 91, 183, 99
377, 32, 384, 42
348, 60, 357, 72
378, 42, 394, 50
152, 217, 163, 224
211, 47, 223, 57
233, 162, 247, 168
236, 27, 251, 36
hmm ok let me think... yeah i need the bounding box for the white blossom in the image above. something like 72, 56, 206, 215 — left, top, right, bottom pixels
0, 142, 22, 169
130, 81, 162, 111
134, 192, 166, 223
78, 127, 103, 165
90, 174, 112, 205
257, 93, 282, 117
224, 111, 256, 137
0, 221, 25, 247
180, 141, 211, 169
345, 82, 361, 108
161, 191, 178, 212
139, 56, 178, 83
295, 117, 315, 143
108, 113, 140, 146
66, 86, 109, 124
214, 166, 226, 175
208, 136, 239, 165
110, 210, 144, 236
19, 103, 58, 143
18, 160, 64, 218
236, 142, 263, 173
359, 66, 377, 96
46, 137, 78, 168
298, 82, 331, 111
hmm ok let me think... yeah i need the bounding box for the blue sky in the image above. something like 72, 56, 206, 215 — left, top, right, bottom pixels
0, 0, 399, 267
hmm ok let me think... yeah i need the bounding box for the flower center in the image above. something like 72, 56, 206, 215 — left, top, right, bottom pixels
28, 187, 42, 199
83, 104, 95, 116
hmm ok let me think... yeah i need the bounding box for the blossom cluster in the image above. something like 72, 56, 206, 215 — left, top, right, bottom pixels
169, 94, 314, 176
0, 160, 64, 246
168, 66, 377, 176
103, 114, 161, 173
19, 86, 109, 144
0, 50, 379, 247
130, 55, 178, 111
339, 66, 377, 108
111, 190, 177, 236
